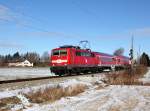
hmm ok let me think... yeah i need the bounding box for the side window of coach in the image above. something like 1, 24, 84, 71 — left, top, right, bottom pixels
86, 52, 91, 57
81, 52, 90, 56
76, 51, 81, 56
76, 51, 94, 57
81, 52, 86, 56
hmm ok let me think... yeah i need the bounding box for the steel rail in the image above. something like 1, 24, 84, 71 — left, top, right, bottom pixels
0, 76, 58, 84
0, 71, 110, 84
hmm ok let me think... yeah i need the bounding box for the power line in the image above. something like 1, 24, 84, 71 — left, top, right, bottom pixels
8, 6, 46, 26
0, 4, 51, 33
71, 0, 100, 20
0, 17, 50, 33
0, 4, 78, 38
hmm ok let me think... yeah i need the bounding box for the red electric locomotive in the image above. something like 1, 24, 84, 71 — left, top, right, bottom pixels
50, 45, 131, 75
50, 45, 97, 75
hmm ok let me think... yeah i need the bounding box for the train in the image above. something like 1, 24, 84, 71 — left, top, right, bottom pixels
49, 45, 131, 76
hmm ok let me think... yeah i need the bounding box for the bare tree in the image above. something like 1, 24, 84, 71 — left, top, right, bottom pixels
41, 51, 50, 63
113, 48, 124, 56
0, 55, 5, 66
24, 52, 40, 64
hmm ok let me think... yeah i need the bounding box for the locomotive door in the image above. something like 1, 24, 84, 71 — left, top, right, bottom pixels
74, 51, 85, 66
70, 49, 74, 65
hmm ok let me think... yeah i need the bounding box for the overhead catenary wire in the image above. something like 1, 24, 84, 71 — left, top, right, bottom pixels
0, 4, 52, 33
71, 0, 100, 20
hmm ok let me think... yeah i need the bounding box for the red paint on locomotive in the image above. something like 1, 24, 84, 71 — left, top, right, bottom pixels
50, 45, 130, 75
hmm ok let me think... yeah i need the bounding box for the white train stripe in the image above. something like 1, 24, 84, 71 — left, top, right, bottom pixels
52, 59, 68, 63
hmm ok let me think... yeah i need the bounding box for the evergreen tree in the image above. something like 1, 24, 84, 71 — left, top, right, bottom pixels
140, 52, 150, 66
12, 52, 21, 62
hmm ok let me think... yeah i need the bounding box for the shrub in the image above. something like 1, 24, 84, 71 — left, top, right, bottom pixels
25, 84, 87, 103
106, 66, 148, 85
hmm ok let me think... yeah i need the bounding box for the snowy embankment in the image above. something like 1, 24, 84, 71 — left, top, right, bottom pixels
139, 68, 150, 84
24, 86, 150, 111
0, 76, 105, 111
0, 73, 150, 111
0, 67, 54, 81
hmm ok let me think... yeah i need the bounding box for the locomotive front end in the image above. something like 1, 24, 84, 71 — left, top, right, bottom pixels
50, 48, 71, 75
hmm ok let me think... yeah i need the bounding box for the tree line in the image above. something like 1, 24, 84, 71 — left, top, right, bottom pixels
0, 50, 150, 67
0, 51, 50, 67
113, 48, 150, 67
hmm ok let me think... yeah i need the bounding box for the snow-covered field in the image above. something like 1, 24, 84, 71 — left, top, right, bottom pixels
25, 86, 150, 111
0, 67, 54, 80
0, 72, 150, 111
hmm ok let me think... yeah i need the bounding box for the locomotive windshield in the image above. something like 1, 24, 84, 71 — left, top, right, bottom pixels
52, 49, 67, 56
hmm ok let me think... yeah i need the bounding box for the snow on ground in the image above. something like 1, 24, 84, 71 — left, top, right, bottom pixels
0, 80, 85, 99
1, 74, 150, 111
0, 83, 54, 99
0, 78, 95, 99
0, 76, 104, 110
23, 85, 150, 111
1, 69, 150, 111
139, 68, 150, 84
0, 67, 54, 80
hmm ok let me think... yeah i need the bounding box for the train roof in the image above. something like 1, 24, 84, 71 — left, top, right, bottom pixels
53, 45, 91, 51
115, 55, 130, 59
59, 45, 81, 49
52, 45, 81, 50
94, 52, 114, 57
94, 52, 129, 58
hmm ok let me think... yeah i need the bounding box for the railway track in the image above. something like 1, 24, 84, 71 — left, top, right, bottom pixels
0, 71, 111, 84
0, 76, 58, 84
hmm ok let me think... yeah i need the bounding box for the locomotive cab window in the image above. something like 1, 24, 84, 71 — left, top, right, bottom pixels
52, 49, 67, 56
60, 50, 67, 56
52, 50, 59, 56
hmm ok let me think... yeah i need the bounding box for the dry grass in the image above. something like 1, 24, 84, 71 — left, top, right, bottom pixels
106, 66, 148, 85
94, 81, 109, 90
95, 85, 105, 90
0, 84, 88, 110
0, 96, 21, 111
25, 84, 87, 103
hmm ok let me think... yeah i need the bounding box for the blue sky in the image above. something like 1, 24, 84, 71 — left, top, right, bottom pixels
0, 0, 150, 57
